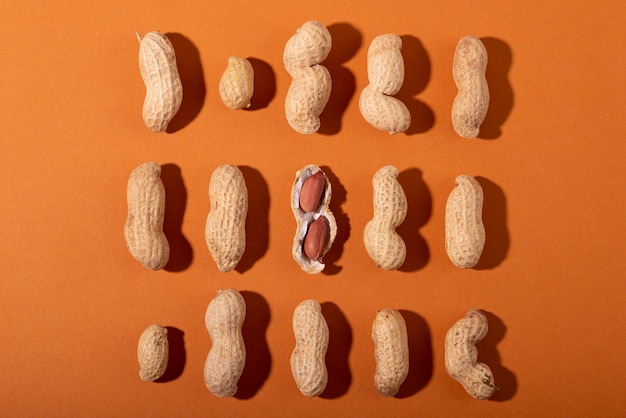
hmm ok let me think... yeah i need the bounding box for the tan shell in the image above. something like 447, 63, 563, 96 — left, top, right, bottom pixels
445, 174, 485, 268
359, 34, 411, 134
124, 162, 170, 270
137, 324, 169, 382
291, 165, 337, 274
363, 166, 407, 270
283, 21, 332, 134
219, 56, 254, 110
372, 308, 409, 397
451, 36, 489, 138
136, 31, 183, 133
290, 299, 329, 397
205, 165, 248, 273
445, 309, 498, 399
204, 288, 246, 398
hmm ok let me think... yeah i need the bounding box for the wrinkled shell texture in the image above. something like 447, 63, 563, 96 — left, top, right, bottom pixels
291, 299, 329, 397
359, 34, 411, 134
137, 31, 183, 133
137, 325, 169, 382
219, 56, 254, 110
363, 166, 407, 270
204, 289, 246, 398
291, 165, 337, 274
451, 36, 489, 139
372, 308, 409, 397
124, 161, 170, 270
283, 21, 332, 134
445, 309, 497, 400
445, 175, 485, 268
205, 165, 248, 273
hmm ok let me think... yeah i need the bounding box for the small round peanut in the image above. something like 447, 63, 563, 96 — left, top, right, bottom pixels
445, 309, 498, 399
359, 34, 411, 134
204, 289, 246, 398
283, 21, 332, 134
445, 174, 485, 268
372, 309, 409, 397
291, 299, 329, 397
363, 166, 407, 270
124, 162, 170, 270
451, 36, 489, 138
219, 56, 254, 110
137, 325, 169, 382
136, 31, 183, 133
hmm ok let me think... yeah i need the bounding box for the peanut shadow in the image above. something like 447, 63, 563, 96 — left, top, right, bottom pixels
161, 164, 193, 272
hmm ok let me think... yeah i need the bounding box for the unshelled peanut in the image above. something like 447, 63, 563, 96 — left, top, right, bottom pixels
291, 165, 337, 274
137, 324, 169, 382
283, 21, 332, 134
291, 299, 329, 397
219, 56, 254, 110
136, 31, 183, 133
204, 288, 246, 398
451, 36, 489, 138
363, 166, 407, 270
359, 34, 411, 134
124, 162, 169, 270
445, 174, 485, 268
205, 165, 248, 273
372, 308, 409, 397
445, 309, 498, 399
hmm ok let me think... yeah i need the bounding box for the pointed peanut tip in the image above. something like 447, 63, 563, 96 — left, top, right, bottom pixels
135, 31, 142, 42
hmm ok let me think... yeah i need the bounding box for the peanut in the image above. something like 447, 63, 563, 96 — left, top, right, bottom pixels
136, 31, 183, 133
451, 36, 489, 138
445, 309, 498, 399
124, 162, 169, 270
283, 21, 332, 134
219, 56, 254, 110
299, 171, 325, 213
363, 165, 407, 270
137, 324, 169, 382
291, 299, 329, 397
303, 216, 329, 261
204, 288, 246, 398
445, 174, 485, 268
359, 34, 411, 134
291, 165, 337, 274
205, 165, 248, 273
372, 308, 409, 397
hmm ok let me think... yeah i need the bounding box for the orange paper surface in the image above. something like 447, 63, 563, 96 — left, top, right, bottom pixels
1, 1, 625, 416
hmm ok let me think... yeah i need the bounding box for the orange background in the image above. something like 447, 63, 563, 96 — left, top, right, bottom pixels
1, 1, 625, 416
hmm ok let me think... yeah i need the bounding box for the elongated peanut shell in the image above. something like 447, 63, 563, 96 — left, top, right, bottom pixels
359, 34, 411, 134
219, 56, 254, 110
136, 31, 183, 133
452, 36, 489, 138
372, 308, 409, 397
363, 166, 407, 270
445, 309, 498, 399
291, 299, 329, 397
124, 162, 170, 270
445, 175, 485, 268
137, 325, 169, 382
291, 165, 338, 274
204, 289, 246, 397
283, 21, 332, 135
205, 165, 248, 273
